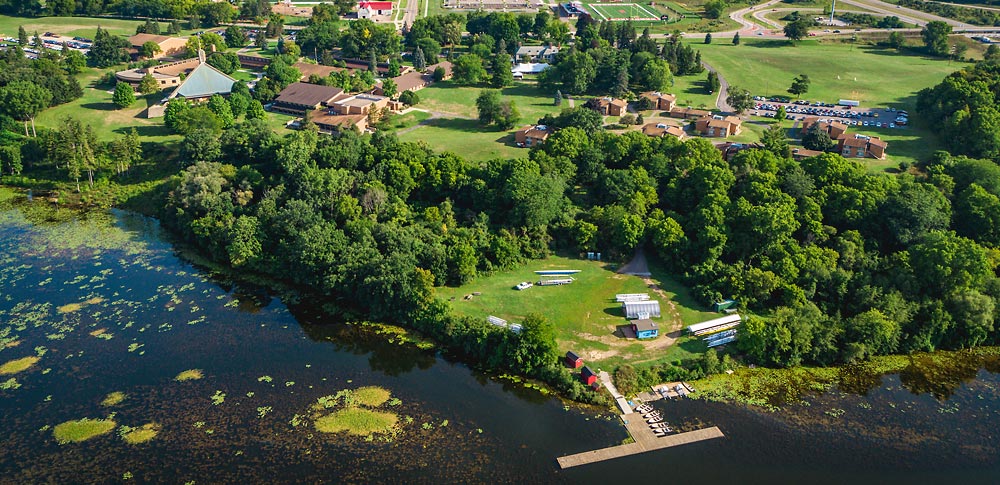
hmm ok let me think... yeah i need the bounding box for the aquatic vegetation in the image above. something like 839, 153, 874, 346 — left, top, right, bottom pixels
257, 406, 272, 418
56, 297, 105, 314
174, 369, 204, 381
127, 343, 144, 353
211, 390, 226, 405
285, 381, 295, 387
52, 418, 117, 444
439, 419, 449, 427
0, 356, 40, 375
257, 375, 272, 383
120, 423, 160, 444
122, 472, 133, 480
314, 407, 399, 436
353, 386, 391, 407
1, 378, 21, 390
101, 392, 126, 407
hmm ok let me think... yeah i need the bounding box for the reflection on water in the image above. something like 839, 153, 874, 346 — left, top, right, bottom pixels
2, 194, 1000, 484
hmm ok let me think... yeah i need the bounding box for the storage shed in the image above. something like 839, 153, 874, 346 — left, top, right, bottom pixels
622, 300, 661, 319
631, 319, 659, 339
565, 351, 583, 368
580, 366, 598, 385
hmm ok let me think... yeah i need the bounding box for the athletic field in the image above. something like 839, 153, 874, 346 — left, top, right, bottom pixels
586, 3, 660, 21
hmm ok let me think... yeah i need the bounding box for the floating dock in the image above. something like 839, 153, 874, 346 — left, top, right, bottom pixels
556, 423, 724, 469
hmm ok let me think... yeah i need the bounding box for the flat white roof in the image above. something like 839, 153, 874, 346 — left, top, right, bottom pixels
687, 314, 742, 334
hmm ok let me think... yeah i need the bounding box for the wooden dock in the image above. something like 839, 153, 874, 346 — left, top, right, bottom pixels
556, 424, 724, 469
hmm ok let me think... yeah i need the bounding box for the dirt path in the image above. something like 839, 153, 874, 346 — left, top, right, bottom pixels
617, 248, 650, 276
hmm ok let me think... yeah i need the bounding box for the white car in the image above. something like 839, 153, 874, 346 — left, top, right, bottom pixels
515, 282, 533, 291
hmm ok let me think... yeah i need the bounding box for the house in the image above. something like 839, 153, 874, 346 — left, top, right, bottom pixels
639, 91, 677, 111
641, 122, 685, 140
565, 351, 583, 369
308, 92, 392, 134
559, 1, 589, 18
668, 106, 712, 120
839, 134, 887, 159
272, 82, 345, 115
580, 366, 598, 385
515, 125, 550, 147
238, 53, 271, 69
632, 319, 659, 339
358, 1, 393, 18
623, 300, 661, 319
128, 33, 188, 59
800, 117, 849, 140
115, 57, 200, 90
695, 115, 742, 137
515, 45, 559, 63
591, 97, 628, 117
791, 147, 824, 160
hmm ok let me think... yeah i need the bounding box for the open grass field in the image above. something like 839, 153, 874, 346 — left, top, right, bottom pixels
397, 117, 523, 161
669, 73, 721, 110
397, 81, 563, 161
0, 15, 144, 39
694, 39, 958, 110
415, 81, 563, 121
586, 3, 661, 21
437, 255, 718, 368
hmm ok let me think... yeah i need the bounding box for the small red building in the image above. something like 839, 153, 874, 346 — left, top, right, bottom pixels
580, 366, 598, 386
565, 351, 583, 368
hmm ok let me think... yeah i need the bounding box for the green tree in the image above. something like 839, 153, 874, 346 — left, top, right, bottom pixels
783, 18, 812, 43
733, 31, 741, 45
107, 128, 141, 174
88, 26, 129, 67
725, 86, 754, 114
554, 89, 562, 106
497, 100, 520, 130
453, 54, 487, 85
49, 117, 98, 190
0, 144, 23, 175
775, 105, 787, 123
17, 25, 28, 47
139, 41, 163, 59
921, 21, 952, 57
802, 123, 835, 151
704, 32, 712, 44
399, 90, 419, 106
207, 94, 235, 128
0, 80, 52, 137
492, 53, 514, 88
788, 74, 810, 98
880, 179, 951, 247
761, 124, 791, 159
182, 128, 223, 163
887, 31, 906, 50
382, 78, 398, 99
985, 44, 1000, 61
704, 0, 725, 19
413, 46, 427, 69
245, 99, 267, 120
706, 70, 720, 94
476, 89, 502, 126
225, 25, 249, 48
112, 82, 136, 109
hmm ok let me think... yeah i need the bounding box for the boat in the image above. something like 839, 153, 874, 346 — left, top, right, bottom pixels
642, 412, 662, 419
649, 422, 671, 429
533, 270, 581, 275
634, 404, 653, 413
647, 417, 663, 424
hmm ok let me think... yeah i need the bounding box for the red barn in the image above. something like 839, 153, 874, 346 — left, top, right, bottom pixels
358, 1, 392, 18
565, 351, 583, 368
580, 366, 598, 386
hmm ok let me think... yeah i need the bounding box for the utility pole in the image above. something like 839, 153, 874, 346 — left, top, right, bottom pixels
830, 0, 837, 25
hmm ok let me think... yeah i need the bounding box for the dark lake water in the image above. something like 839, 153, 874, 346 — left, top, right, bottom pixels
1, 197, 1000, 484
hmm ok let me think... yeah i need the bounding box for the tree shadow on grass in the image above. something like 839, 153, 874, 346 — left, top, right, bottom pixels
81, 102, 120, 111
423, 117, 486, 133
678, 337, 708, 354
114, 124, 173, 138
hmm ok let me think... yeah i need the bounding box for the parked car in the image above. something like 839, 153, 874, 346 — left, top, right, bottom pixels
515, 282, 533, 291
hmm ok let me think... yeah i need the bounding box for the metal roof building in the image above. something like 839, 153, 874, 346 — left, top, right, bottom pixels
622, 300, 661, 319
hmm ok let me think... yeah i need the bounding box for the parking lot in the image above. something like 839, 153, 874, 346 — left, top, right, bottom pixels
0, 31, 92, 54
750, 97, 911, 130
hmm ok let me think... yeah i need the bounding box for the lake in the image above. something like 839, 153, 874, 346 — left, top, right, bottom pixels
1, 194, 999, 484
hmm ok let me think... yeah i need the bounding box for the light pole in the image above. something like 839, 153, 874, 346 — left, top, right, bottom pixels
830, 0, 837, 25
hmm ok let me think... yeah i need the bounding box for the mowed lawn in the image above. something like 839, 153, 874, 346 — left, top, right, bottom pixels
35, 68, 181, 144
0, 15, 144, 38
693, 39, 958, 109
398, 81, 562, 161
670, 72, 720, 110
437, 255, 719, 368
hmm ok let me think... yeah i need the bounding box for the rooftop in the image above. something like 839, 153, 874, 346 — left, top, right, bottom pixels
274, 82, 344, 107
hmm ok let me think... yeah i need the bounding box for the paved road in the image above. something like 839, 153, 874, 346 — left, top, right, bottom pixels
838, 0, 974, 27
702, 61, 733, 113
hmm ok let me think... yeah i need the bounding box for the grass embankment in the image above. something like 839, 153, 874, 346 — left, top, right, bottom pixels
53, 418, 117, 444
438, 255, 718, 369
691, 346, 1000, 410
0, 356, 40, 375
314, 408, 399, 435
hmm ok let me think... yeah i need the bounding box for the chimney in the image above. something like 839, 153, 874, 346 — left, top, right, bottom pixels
198, 48, 206, 64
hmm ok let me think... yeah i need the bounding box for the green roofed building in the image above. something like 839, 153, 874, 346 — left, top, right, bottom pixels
166, 50, 236, 102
